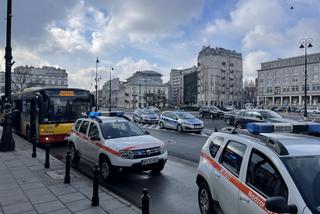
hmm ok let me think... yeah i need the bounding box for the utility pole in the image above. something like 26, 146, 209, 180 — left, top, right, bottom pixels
0, 0, 15, 151
95, 57, 99, 111
109, 67, 114, 112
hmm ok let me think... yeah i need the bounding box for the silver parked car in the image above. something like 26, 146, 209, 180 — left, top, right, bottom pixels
159, 111, 204, 133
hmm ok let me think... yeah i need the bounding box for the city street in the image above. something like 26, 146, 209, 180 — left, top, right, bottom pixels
48, 112, 228, 214
48, 110, 309, 214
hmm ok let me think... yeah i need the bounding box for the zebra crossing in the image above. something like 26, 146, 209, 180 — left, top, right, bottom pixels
136, 123, 210, 137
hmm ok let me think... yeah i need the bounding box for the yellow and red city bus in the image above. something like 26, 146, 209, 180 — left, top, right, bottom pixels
12, 87, 94, 144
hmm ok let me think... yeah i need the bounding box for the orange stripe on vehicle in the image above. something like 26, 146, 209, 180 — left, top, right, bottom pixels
72, 130, 121, 157
200, 152, 275, 214
123, 142, 162, 150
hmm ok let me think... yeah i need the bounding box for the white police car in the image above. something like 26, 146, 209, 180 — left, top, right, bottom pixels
196, 122, 320, 214
68, 112, 167, 182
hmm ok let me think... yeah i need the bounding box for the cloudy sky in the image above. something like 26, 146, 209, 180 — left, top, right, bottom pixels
0, 0, 319, 90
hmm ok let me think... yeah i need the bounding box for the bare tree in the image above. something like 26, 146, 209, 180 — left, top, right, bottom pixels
11, 70, 45, 93
146, 91, 167, 109
11, 70, 30, 93
242, 80, 257, 105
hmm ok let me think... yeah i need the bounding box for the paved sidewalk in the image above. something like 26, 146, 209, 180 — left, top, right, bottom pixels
0, 129, 140, 214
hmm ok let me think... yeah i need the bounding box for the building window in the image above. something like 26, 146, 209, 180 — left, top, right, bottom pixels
292, 76, 299, 82
267, 87, 273, 93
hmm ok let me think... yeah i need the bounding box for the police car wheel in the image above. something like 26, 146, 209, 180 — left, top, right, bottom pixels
235, 122, 243, 129
69, 143, 80, 164
198, 182, 215, 214
99, 157, 114, 182
159, 122, 164, 129
177, 124, 182, 132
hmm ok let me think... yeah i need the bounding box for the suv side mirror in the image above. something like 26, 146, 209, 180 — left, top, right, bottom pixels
266, 197, 297, 214
90, 136, 100, 141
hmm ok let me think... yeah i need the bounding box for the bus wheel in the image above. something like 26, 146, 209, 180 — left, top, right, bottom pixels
69, 143, 80, 164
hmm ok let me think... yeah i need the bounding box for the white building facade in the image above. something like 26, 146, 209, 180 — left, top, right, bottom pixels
0, 65, 68, 93
197, 46, 243, 107
257, 53, 320, 106
119, 70, 169, 109
99, 78, 123, 108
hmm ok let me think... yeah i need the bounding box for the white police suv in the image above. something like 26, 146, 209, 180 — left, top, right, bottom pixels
196, 122, 320, 214
68, 112, 167, 182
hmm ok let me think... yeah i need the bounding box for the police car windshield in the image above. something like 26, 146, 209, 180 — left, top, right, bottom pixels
209, 106, 220, 111
258, 110, 283, 118
142, 109, 155, 114
100, 121, 145, 139
282, 155, 320, 213
176, 112, 195, 119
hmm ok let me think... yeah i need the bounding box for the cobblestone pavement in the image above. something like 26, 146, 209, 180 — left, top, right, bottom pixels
0, 128, 140, 214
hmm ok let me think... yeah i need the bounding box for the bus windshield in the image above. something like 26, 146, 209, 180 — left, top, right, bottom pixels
42, 97, 90, 123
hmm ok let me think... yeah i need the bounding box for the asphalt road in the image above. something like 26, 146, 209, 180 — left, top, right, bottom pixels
48, 112, 230, 214
46, 111, 313, 214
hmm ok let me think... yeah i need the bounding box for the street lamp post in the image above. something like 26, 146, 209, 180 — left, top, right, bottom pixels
95, 57, 99, 111
0, 0, 15, 151
299, 38, 313, 121
145, 79, 148, 108
109, 67, 114, 112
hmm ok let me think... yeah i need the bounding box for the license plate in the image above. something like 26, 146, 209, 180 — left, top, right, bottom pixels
142, 158, 159, 165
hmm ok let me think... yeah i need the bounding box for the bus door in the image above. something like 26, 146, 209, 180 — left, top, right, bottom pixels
13, 99, 22, 133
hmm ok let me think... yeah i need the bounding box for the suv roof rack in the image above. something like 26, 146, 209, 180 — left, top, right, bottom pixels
220, 127, 289, 156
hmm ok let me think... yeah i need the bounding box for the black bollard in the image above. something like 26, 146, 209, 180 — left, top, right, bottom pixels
64, 151, 71, 184
44, 143, 50, 168
141, 188, 150, 214
32, 137, 37, 158
91, 165, 99, 206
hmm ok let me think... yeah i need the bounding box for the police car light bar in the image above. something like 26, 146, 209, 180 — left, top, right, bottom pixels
246, 122, 320, 134
88, 111, 101, 118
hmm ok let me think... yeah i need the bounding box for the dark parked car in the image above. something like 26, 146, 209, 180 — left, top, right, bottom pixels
133, 108, 159, 124
224, 110, 240, 125
233, 109, 295, 129
199, 106, 224, 119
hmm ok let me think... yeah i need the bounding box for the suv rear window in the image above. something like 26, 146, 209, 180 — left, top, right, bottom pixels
74, 120, 82, 131
79, 121, 89, 135
220, 141, 247, 177
209, 136, 224, 158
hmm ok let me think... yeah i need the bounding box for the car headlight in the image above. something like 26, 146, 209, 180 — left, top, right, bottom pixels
181, 121, 191, 126
119, 150, 135, 159
159, 145, 167, 154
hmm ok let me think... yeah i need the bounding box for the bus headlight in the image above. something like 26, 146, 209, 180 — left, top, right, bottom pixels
119, 150, 135, 159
